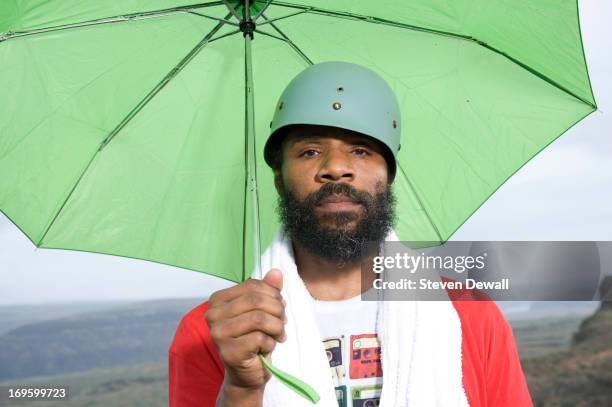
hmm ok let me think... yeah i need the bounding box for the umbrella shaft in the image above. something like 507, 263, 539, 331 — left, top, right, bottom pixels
243, 26, 262, 281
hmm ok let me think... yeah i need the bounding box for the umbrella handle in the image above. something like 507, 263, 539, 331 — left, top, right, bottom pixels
258, 353, 321, 403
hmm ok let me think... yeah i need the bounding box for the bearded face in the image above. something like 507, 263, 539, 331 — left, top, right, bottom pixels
277, 180, 396, 263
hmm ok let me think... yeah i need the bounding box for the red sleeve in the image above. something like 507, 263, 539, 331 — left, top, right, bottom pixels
481, 301, 533, 407
168, 301, 225, 407
451, 294, 534, 407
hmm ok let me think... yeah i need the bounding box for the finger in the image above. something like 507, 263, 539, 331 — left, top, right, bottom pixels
222, 331, 277, 366
220, 310, 286, 342
263, 268, 283, 291
222, 292, 286, 321
237, 331, 278, 356
208, 278, 283, 307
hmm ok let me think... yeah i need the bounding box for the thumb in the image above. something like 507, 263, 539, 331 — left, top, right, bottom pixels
263, 268, 283, 291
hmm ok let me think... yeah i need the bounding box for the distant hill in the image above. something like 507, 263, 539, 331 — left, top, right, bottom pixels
0, 301, 131, 335
0, 298, 202, 381
505, 301, 600, 359
522, 278, 612, 406
503, 301, 599, 322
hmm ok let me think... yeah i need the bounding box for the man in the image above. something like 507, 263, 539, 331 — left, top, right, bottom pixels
168, 61, 533, 406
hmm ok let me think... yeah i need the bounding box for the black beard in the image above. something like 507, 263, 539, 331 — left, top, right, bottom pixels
277, 181, 396, 263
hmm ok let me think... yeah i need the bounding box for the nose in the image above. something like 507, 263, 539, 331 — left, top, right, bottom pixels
316, 148, 354, 183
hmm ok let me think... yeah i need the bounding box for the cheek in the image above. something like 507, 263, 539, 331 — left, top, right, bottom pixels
358, 158, 388, 186
282, 164, 317, 200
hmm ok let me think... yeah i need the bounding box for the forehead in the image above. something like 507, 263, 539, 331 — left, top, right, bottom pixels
283, 125, 380, 149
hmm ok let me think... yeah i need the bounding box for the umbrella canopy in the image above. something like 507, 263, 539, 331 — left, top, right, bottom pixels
0, 1, 598, 402
0, 0, 596, 281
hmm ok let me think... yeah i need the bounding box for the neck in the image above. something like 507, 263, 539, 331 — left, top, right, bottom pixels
291, 238, 378, 301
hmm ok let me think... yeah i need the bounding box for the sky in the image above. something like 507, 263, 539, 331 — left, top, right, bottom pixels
1, 1, 611, 306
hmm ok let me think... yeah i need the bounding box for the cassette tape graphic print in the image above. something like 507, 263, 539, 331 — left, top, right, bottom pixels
323, 336, 346, 379
351, 384, 382, 407
349, 334, 382, 379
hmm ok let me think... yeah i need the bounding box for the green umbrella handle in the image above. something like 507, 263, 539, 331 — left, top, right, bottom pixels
258, 353, 321, 403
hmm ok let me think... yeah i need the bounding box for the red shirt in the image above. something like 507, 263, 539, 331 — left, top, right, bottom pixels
168, 286, 533, 407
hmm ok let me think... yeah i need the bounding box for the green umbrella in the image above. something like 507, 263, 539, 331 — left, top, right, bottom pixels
0, 0, 597, 402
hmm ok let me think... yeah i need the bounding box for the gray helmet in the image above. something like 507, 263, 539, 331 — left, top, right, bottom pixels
264, 61, 401, 181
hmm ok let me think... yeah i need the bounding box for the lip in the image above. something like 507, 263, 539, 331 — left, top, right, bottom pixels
317, 195, 361, 211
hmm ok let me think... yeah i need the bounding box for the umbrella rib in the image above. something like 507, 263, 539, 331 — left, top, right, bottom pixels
36, 14, 235, 246
0, 1, 225, 42
254, 13, 313, 65
208, 28, 242, 42
221, 0, 242, 22
397, 163, 444, 244
255, 9, 309, 26
186, 11, 240, 26
98, 15, 234, 151
252, 0, 274, 21
249, 2, 312, 65
254, 29, 312, 66
268, 1, 472, 40
473, 41, 595, 107
267, 1, 596, 108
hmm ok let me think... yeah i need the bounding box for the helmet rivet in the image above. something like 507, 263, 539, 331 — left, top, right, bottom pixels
279, 102, 284, 110
332, 102, 342, 110
392, 120, 397, 128
336, 86, 344, 92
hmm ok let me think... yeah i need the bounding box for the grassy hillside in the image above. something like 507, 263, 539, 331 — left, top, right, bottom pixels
512, 315, 590, 359
522, 302, 612, 407
0, 299, 202, 381
0, 362, 167, 407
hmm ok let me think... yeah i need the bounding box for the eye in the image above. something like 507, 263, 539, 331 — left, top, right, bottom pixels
352, 147, 369, 156
299, 149, 320, 158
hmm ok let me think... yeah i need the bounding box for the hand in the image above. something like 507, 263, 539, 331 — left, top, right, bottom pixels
206, 269, 287, 394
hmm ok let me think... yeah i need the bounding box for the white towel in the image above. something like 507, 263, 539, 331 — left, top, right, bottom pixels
252, 227, 470, 407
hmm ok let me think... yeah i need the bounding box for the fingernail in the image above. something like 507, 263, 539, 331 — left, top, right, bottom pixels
281, 299, 287, 307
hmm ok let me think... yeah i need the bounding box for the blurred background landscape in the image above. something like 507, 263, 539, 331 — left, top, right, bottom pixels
0, 288, 610, 407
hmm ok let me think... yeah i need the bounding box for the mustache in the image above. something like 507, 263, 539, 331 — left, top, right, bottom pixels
306, 183, 372, 206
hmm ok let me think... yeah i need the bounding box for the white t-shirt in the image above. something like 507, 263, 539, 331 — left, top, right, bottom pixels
313, 294, 383, 407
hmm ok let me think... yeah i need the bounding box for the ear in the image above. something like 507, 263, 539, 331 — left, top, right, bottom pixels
387, 169, 394, 185
274, 170, 283, 195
